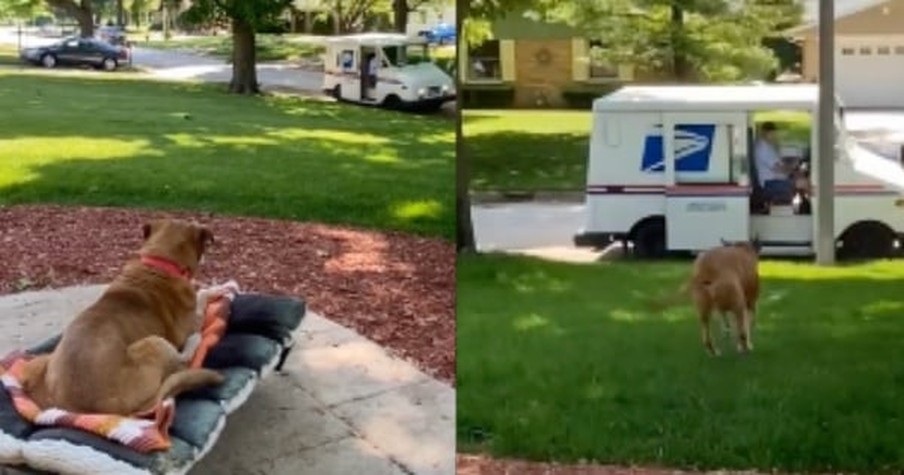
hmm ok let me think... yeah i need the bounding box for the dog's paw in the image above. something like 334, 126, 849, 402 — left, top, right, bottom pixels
181, 332, 202, 362
223, 279, 240, 291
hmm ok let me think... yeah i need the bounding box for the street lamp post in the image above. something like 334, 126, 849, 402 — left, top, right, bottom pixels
816, 0, 835, 265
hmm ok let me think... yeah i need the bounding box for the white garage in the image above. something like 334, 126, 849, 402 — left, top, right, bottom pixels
835, 35, 904, 108
792, 0, 904, 109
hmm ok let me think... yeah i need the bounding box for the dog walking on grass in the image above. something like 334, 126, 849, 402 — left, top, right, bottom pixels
653, 238, 761, 356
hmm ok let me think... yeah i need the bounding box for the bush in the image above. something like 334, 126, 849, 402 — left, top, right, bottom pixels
561, 83, 623, 109
462, 84, 516, 108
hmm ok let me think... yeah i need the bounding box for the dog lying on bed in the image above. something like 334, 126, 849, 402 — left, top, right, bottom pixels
19, 219, 224, 415
657, 238, 761, 356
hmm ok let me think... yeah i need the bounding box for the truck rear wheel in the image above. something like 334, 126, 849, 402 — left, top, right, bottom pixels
633, 220, 667, 259
837, 221, 895, 261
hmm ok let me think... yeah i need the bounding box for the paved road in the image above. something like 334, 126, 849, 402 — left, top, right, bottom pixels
130, 46, 324, 91
0, 28, 324, 92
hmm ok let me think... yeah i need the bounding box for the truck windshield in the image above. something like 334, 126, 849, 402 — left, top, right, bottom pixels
381, 44, 431, 67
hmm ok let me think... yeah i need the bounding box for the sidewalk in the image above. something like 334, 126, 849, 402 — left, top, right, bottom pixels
0, 285, 454, 475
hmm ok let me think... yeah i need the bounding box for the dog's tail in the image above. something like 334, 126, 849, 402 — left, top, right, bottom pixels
20, 354, 52, 407
154, 368, 224, 404
647, 280, 692, 312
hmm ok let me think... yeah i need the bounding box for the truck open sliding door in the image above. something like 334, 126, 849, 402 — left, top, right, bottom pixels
661, 112, 751, 251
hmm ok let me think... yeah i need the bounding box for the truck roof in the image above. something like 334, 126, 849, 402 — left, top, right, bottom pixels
593, 84, 824, 112
324, 32, 424, 46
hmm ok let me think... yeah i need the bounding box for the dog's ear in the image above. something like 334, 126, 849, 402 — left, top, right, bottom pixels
197, 226, 215, 253
142, 220, 160, 241
751, 235, 761, 251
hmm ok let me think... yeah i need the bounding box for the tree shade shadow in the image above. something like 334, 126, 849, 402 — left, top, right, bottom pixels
0, 71, 454, 239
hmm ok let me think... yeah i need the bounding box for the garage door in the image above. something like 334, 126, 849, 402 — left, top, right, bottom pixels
836, 39, 904, 109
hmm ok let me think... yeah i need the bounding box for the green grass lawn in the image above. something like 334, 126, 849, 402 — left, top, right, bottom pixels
464, 109, 591, 192
457, 253, 904, 473
0, 70, 454, 239
464, 109, 811, 193
140, 34, 325, 62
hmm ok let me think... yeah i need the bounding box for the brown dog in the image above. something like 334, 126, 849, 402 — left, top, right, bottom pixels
20, 219, 225, 415
656, 239, 761, 356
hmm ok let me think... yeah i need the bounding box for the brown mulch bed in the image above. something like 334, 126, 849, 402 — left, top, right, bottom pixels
0, 204, 455, 384
456, 455, 815, 475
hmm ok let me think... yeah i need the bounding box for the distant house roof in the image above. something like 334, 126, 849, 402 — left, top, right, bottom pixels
788, 0, 889, 35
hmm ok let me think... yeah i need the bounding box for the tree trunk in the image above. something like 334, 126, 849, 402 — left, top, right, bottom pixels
670, 3, 689, 80
162, 5, 170, 39
47, 0, 95, 37
229, 18, 259, 95
116, 0, 125, 26
392, 0, 408, 33
456, 84, 476, 252
333, 0, 341, 34
455, 0, 475, 252
456, 131, 476, 252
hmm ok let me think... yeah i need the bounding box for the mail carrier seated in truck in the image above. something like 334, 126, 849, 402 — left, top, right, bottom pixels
573, 84, 904, 260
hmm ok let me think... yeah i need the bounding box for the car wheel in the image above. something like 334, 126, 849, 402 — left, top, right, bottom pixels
331, 85, 341, 100
41, 54, 56, 68
102, 57, 117, 71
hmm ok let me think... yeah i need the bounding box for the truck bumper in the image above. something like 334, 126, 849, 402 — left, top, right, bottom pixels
573, 231, 626, 248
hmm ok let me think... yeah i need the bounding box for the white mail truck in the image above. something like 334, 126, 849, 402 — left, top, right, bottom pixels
573, 84, 904, 259
322, 33, 455, 112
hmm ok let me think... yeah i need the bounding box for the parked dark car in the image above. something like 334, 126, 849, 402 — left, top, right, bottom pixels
19, 37, 128, 71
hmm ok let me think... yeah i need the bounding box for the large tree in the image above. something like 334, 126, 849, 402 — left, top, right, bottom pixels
182, 0, 292, 94
549, 0, 800, 81
45, 0, 94, 37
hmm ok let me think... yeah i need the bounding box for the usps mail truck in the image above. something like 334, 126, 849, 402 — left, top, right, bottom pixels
573, 84, 904, 259
322, 33, 455, 112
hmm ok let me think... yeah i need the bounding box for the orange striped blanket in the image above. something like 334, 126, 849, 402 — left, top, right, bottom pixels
0, 285, 235, 453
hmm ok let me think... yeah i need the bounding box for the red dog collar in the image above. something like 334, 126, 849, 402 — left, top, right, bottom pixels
140, 255, 191, 279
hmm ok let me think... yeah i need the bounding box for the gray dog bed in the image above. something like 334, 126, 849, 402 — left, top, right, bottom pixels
0, 293, 305, 475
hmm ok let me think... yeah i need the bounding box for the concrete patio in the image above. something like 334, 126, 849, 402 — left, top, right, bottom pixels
0, 285, 454, 475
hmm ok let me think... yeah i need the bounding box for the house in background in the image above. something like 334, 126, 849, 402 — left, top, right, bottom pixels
789, 0, 904, 108
459, 11, 637, 108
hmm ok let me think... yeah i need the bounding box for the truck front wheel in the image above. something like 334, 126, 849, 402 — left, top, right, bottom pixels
633, 220, 667, 259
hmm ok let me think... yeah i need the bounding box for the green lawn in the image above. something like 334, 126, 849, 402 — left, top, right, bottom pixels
464, 109, 591, 192
457, 253, 904, 473
0, 70, 454, 239
464, 109, 811, 193
140, 34, 325, 62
